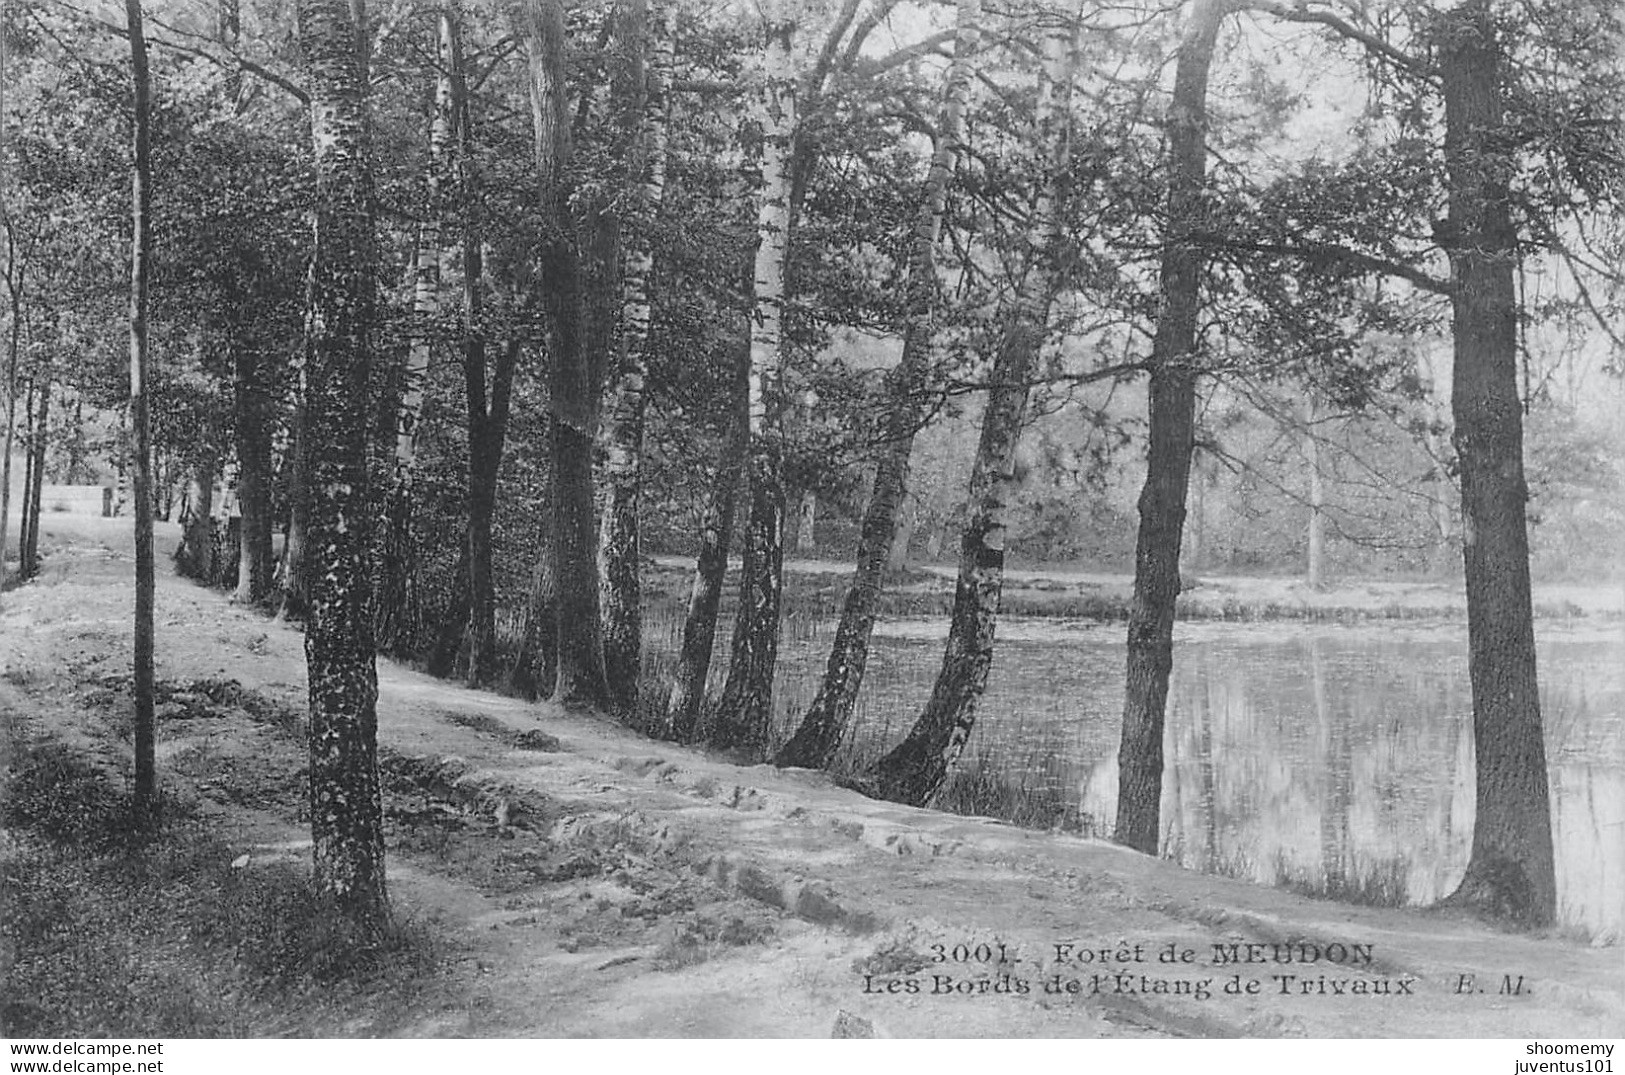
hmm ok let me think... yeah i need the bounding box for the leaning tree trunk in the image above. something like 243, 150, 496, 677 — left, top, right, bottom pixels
376, 6, 453, 653
1437, 2, 1555, 927
297, 0, 389, 935
660, 327, 750, 742
597, 0, 663, 715
860, 21, 1074, 807
523, 0, 610, 709
126, 0, 158, 829
776, 0, 980, 771
1113, 0, 1226, 856
708, 25, 795, 756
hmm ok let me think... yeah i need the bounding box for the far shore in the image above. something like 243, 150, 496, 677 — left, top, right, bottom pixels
649, 553, 1625, 623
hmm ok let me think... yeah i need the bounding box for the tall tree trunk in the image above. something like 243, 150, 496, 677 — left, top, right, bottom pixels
446, 8, 510, 688
776, 0, 980, 771
708, 24, 796, 755
660, 331, 750, 742
10, 383, 34, 581
297, 0, 389, 935
468, 340, 518, 686
376, 7, 453, 653
1437, 1, 1555, 928
508, 504, 559, 700
22, 379, 48, 577
859, 19, 1073, 807
523, 0, 610, 709
0, 219, 22, 589
177, 451, 217, 580
0, 324, 15, 590
274, 392, 309, 619
1113, 0, 1226, 856
793, 491, 816, 555
597, 0, 662, 715
234, 341, 274, 603
1306, 394, 1325, 589
126, 0, 157, 829
424, 3, 512, 686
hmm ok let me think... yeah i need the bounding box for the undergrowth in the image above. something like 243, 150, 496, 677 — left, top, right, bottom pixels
2, 738, 442, 1037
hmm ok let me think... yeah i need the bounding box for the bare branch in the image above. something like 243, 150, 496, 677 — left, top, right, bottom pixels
1246, 0, 1436, 83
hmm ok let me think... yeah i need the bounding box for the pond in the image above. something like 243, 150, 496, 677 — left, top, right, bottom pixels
648, 612, 1624, 940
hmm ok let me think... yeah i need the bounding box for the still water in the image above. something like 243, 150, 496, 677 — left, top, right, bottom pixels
655, 615, 1624, 939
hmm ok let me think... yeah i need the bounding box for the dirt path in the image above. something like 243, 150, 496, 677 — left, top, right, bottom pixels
4, 516, 1621, 1038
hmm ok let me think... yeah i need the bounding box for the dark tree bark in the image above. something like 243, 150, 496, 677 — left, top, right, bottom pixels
422, 5, 515, 686
857, 23, 1076, 807
1113, 0, 1227, 856
776, 0, 980, 771
659, 331, 749, 742
1437, 1, 1555, 927
0, 307, 16, 591
508, 506, 559, 701
126, 0, 157, 829
709, 447, 785, 754
17, 384, 37, 579
233, 340, 274, 603
176, 452, 219, 581
462, 337, 518, 685
21, 381, 47, 578
297, 0, 389, 935
452, 10, 509, 688
522, 0, 610, 709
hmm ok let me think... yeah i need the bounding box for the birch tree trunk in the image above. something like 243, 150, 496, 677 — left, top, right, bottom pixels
708, 23, 796, 755
297, 0, 389, 934
1305, 394, 1325, 589
1437, 0, 1555, 927
596, 0, 662, 713
776, 0, 980, 771
126, 0, 158, 828
376, 6, 454, 653
860, 19, 1074, 807
1114, 0, 1227, 856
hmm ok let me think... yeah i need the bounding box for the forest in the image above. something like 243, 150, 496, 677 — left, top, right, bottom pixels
2, 0, 1622, 1012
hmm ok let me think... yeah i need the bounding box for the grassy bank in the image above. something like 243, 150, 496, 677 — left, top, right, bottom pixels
1, 724, 440, 1037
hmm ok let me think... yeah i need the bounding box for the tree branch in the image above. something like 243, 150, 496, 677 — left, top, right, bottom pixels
1246, 0, 1435, 82
1198, 232, 1454, 296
